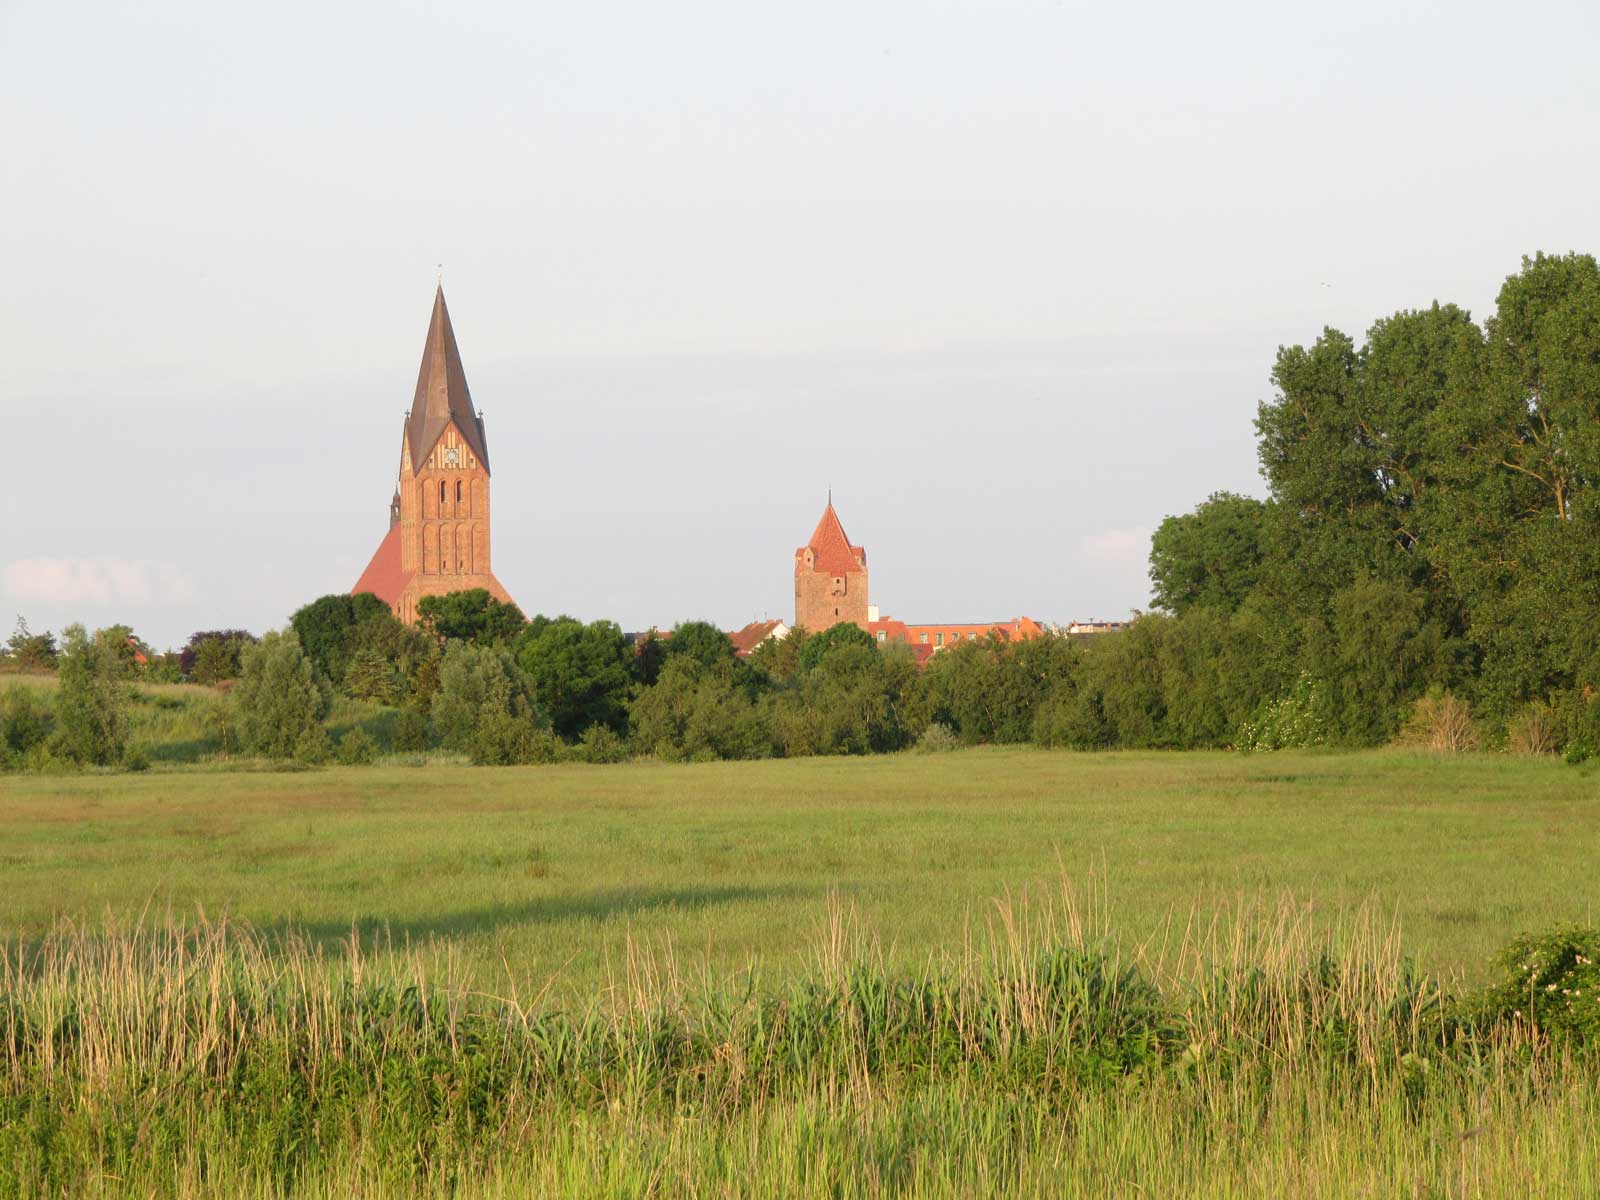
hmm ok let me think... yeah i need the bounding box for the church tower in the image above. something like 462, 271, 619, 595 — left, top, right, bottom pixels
794, 501, 869, 632
353, 286, 516, 622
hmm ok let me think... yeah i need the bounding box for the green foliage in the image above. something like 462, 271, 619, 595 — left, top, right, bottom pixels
925, 633, 1079, 745
336, 727, 377, 765
5, 616, 59, 672
416, 589, 526, 646
1149, 492, 1269, 615
294, 725, 333, 766
666, 620, 736, 669
914, 721, 960, 753
431, 641, 548, 764
235, 631, 330, 759
342, 647, 403, 705
747, 625, 808, 680
1236, 672, 1332, 752
796, 622, 875, 672
390, 707, 431, 752
628, 657, 773, 761
515, 616, 634, 738
574, 722, 630, 764
0, 686, 52, 760
51, 624, 130, 766
1474, 927, 1600, 1045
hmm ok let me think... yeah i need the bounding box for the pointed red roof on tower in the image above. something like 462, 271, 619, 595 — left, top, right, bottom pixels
406, 286, 491, 475
797, 503, 866, 575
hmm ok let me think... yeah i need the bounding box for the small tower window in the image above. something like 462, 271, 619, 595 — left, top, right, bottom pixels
439, 480, 447, 506
456, 480, 462, 505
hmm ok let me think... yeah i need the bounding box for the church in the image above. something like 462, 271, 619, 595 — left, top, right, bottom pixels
352, 287, 517, 622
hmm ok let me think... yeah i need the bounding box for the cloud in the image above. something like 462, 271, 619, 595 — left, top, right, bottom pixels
2, 558, 198, 608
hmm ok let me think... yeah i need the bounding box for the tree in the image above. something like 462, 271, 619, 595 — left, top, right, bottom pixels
797, 622, 875, 672
665, 620, 735, 670
235, 630, 330, 758
748, 626, 809, 681
515, 617, 634, 738
431, 641, 545, 762
627, 657, 773, 761
180, 630, 257, 682
51, 625, 130, 765
6, 617, 58, 672
416, 589, 526, 645
1149, 493, 1269, 615
632, 630, 668, 687
290, 594, 391, 685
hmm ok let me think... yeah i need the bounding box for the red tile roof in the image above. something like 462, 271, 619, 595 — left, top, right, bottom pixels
728, 618, 785, 657
352, 524, 414, 608
796, 504, 866, 576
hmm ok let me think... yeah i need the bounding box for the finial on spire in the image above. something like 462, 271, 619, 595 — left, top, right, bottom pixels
436, 263, 443, 287
828, 486, 832, 507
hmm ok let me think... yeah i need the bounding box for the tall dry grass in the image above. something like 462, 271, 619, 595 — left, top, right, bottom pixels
1, 887, 1595, 1197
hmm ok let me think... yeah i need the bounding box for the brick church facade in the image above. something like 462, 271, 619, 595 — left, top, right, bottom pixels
353, 287, 516, 622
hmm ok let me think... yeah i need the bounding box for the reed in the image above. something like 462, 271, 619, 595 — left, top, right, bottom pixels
3, 886, 1594, 1197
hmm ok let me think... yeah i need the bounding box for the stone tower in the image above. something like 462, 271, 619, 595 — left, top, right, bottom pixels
794, 501, 868, 632
353, 286, 516, 622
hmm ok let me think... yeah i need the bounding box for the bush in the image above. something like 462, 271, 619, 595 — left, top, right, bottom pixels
391, 707, 431, 752
914, 722, 960, 753
337, 728, 377, 765
51, 625, 130, 766
1473, 927, 1600, 1045
1507, 703, 1559, 756
575, 723, 629, 764
235, 631, 331, 759
294, 726, 333, 766
1402, 692, 1478, 754
431, 642, 542, 754
1236, 673, 1331, 752
470, 713, 560, 766
122, 744, 152, 773
0, 687, 52, 757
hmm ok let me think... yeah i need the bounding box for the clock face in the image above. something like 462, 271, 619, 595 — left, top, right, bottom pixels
443, 447, 461, 467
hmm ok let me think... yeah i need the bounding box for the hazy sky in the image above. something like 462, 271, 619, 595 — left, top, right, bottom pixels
3, 0, 1597, 649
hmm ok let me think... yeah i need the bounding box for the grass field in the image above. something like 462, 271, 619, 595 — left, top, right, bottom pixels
3, 748, 1598, 1196
3, 748, 1596, 991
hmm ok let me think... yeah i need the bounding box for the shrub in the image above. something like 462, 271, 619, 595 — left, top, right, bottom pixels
914, 722, 960, 753
575, 723, 629, 764
0, 686, 52, 757
182, 630, 257, 683
431, 642, 541, 754
336, 727, 377, 765
391, 707, 431, 752
470, 714, 560, 766
235, 631, 331, 758
1402, 692, 1478, 754
1506, 702, 1559, 756
51, 625, 130, 766
122, 744, 152, 773
515, 617, 634, 738
5, 617, 58, 672
294, 726, 333, 766
1236, 673, 1331, 752
1473, 927, 1600, 1045
343, 648, 403, 705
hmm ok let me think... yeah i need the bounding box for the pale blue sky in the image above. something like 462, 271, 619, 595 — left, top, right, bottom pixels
3, 0, 1597, 648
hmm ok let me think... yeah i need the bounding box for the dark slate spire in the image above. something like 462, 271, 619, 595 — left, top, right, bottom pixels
405, 286, 490, 475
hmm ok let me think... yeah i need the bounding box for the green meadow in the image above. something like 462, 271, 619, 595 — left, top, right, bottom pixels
3, 748, 1597, 992
3, 745, 1599, 1197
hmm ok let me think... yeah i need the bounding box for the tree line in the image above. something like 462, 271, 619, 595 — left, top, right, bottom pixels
5, 253, 1598, 769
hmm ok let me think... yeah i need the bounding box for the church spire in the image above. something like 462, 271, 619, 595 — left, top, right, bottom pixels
405, 285, 491, 475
